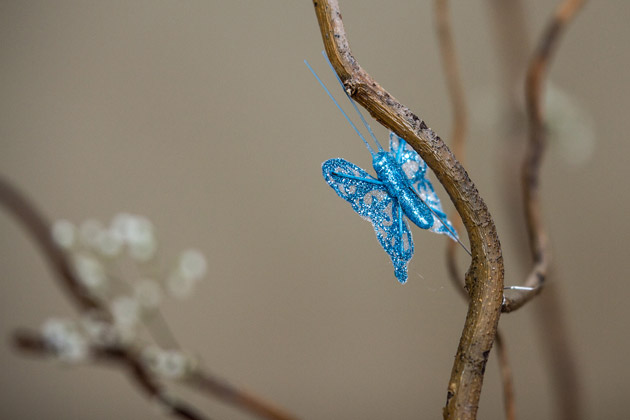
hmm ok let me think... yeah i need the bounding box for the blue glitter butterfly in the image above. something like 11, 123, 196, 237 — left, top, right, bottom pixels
306, 54, 462, 284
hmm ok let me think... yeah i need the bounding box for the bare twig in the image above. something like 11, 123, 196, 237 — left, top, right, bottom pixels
434, 0, 468, 163
185, 372, 298, 420
0, 176, 102, 312
494, 333, 516, 420
502, 0, 586, 313
0, 175, 299, 420
533, 279, 584, 420
488, 3, 584, 419
487, 0, 530, 226
434, 2, 516, 419
312, 2, 504, 419
487, 0, 531, 119
487, 0, 531, 258
435, 0, 468, 297
14, 329, 210, 420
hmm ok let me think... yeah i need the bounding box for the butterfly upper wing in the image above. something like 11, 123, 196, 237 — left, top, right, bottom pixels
322, 158, 414, 283
388, 132, 459, 241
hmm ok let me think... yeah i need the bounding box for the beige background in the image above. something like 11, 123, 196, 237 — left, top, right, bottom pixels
1, 1, 629, 419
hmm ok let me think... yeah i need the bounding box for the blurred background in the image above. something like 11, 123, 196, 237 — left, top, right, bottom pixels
1, 1, 628, 419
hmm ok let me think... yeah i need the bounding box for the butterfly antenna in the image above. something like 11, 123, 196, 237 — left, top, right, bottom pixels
322, 51, 385, 153
304, 60, 375, 155
410, 188, 472, 256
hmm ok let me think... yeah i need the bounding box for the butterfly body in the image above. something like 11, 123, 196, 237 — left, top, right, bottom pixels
371, 152, 433, 231
323, 133, 457, 284
306, 55, 459, 284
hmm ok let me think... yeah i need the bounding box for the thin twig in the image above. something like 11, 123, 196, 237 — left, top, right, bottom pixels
434, 2, 516, 419
488, 0, 531, 120
185, 371, 298, 420
434, 0, 470, 299
0, 176, 102, 312
312, 2, 504, 419
502, 0, 586, 313
533, 279, 584, 420
434, 0, 468, 163
494, 333, 515, 420
487, 0, 531, 258
13, 329, 211, 420
488, 2, 584, 419
435, 0, 468, 296
0, 175, 299, 420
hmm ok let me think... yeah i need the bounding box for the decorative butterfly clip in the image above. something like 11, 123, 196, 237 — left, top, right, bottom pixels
306, 53, 467, 284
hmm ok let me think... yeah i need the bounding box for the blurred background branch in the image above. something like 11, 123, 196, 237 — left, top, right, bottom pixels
502, 0, 586, 313
488, 1, 585, 419
0, 176, 298, 420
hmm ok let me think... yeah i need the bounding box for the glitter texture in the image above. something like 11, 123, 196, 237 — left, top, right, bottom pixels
322, 132, 457, 284
387, 132, 458, 240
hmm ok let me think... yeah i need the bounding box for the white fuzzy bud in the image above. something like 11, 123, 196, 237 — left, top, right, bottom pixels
142, 346, 190, 379
73, 254, 107, 292
178, 249, 207, 281
41, 318, 88, 363
109, 213, 157, 261
111, 295, 140, 329
80, 311, 117, 346
51, 219, 76, 249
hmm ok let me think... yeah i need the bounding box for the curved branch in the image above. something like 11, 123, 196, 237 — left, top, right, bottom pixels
488, 2, 584, 419
502, 0, 586, 313
434, 2, 516, 419
435, 0, 467, 295
435, 0, 468, 163
0, 176, 102, 312
185, 371, 298, 420
312, 2, 504, 419
494, 333, 515, 420
0, 176, 299, 420
14, 329, 210, 420
533, 281, 584, 420
434, 0, 468, 298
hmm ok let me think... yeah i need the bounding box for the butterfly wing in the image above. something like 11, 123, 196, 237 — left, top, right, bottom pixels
322, 158, 414, 283
389, 132, 459, 241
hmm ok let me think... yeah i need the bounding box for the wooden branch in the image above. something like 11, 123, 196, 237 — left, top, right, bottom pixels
0, 176, 299, 420
533, 281, 584, 420
0, 176, 102, 312
435, 0, 468, 297
14, 329, 210, 420
502, 0, 586, 313
434, 2, 516, 419
312, 2, 504, 419
494, 333, 515, 420
435, 0, 468, 163
185, 371, 298, 420
488, 2, 584, 419
487, 0, 531, 116
434, 0, 469, 299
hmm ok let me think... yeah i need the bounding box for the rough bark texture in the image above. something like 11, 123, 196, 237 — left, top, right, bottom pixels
312, 2, 504, 419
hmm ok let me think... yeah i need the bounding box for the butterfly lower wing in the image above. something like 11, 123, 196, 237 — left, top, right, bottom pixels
389, 201, 414, 283
322, 158, 414, 283
388, 132, 459, 241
